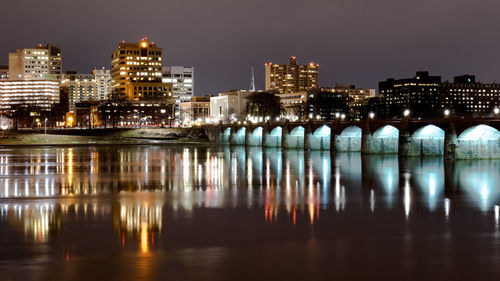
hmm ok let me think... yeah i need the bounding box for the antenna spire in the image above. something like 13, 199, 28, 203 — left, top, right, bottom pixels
250, 65, 256, 91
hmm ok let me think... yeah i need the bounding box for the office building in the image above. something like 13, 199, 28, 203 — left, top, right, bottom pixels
93, 68, 111, 100
278, 91, 308, 119
111, 38, 173, 102
0, 80, 60, 113
306, 87, 350, 120
162, 66, 194, 118
441, 75, 500, 117
61, 72, 97, 112
8, 44, 62, 80
330, 84, 375, 119
378, 71, 441, 118
265, 56, 319, 94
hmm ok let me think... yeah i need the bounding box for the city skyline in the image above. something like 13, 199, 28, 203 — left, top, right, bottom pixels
3, 0, 500, 95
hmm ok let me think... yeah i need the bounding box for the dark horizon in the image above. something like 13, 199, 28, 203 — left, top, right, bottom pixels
2, 0, 500, 95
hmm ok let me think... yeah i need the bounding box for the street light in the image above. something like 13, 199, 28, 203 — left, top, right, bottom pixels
494, 107, 499, 115
403, 109, 410, 117
44, 118, 47, 134
444, 109, 450, 117
341, 113, 346, 120
369, 112, 375, 119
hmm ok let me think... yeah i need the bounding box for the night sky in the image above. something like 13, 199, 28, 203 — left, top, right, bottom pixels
2, 0, 500, 95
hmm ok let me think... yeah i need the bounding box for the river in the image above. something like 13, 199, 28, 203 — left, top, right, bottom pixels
0, 145, 499, 280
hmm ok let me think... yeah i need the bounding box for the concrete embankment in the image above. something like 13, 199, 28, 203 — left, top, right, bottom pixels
0, 127, 208, 146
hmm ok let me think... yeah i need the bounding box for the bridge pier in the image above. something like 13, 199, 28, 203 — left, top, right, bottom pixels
398, 119, 411, 157
330, 131, 337, 153
361, 121, 373, 155
444, 121, 457, 161
304, 123, 312, 151
281, 125, 289, 149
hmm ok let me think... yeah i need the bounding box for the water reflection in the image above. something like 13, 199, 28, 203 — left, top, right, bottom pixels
0, 146, 499, 225
0, 203, 61, 243
1, 146, 500, 280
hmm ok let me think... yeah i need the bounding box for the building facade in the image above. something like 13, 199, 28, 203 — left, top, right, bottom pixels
278, 91, 308, 119
93, 68, 111, 101
265, 56, 319, 94
378, 71, 441, 118
179, 95, 210, 124
330, 84, 376, 120
111, 38, 173, 102
210, 90, 254, 122
0, 80, 60, 113
306, 87, 350, 120
8, 44, 62, 80
441, 75, 500, 117
61, 72, 97, 112
162, 66, 194, 118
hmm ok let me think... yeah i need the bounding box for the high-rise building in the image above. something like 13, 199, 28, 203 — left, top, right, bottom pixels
162, 66, 194, 118
441, 75, 500, 117
61, 71, 97, 112
93, 67, 111, 100
8, 44, 62, 80
111, 38, 173, 101
0, 66, 8, 80
265, 56, 319, 94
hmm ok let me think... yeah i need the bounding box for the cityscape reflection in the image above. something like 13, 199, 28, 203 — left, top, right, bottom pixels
0, 146, 499, 218
1, 146, 500, 280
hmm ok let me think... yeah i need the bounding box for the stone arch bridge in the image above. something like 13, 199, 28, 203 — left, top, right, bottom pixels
203, 118, 500, 160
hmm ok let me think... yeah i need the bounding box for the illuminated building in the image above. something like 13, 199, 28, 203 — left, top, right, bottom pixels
179, 95, 211, 124
0, 80, 60, 113
306, 87, 350, 120
162, 66, 194, 118
278, 91, 308, 119
0, 65, 8, 79
61, 71, 96, 112
111, 38, 173, 102
93, 67, 111, 101
74, 100, 174, 128
265, 56, 319, 94
8, 44, 62, 80
330, 84, 375, 120
378, 71, 441, 118
441, 75, 500, 117
209, 90, 255, 122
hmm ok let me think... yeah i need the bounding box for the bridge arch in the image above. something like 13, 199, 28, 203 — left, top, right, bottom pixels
264, 126, 282, 148
248, 126, 263, 146
337, 126, 362, 152
309, 125, 331, 150
410, 124, 445, 156
221, 127, 231, 143
371, 125, 399, 154
456, 125, 500, 159
284, 126, 305, 149
231, 127, 246, 145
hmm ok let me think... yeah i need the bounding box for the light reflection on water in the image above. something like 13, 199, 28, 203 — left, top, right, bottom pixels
0, 145, 500, 280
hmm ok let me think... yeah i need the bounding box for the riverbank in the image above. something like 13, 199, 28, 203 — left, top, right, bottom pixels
0, 127, 209, 146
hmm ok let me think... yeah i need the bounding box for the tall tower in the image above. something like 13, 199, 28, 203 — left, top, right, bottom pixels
249, 64, 256, 92
264, 56, 319, 94
110, 38, 173, 101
